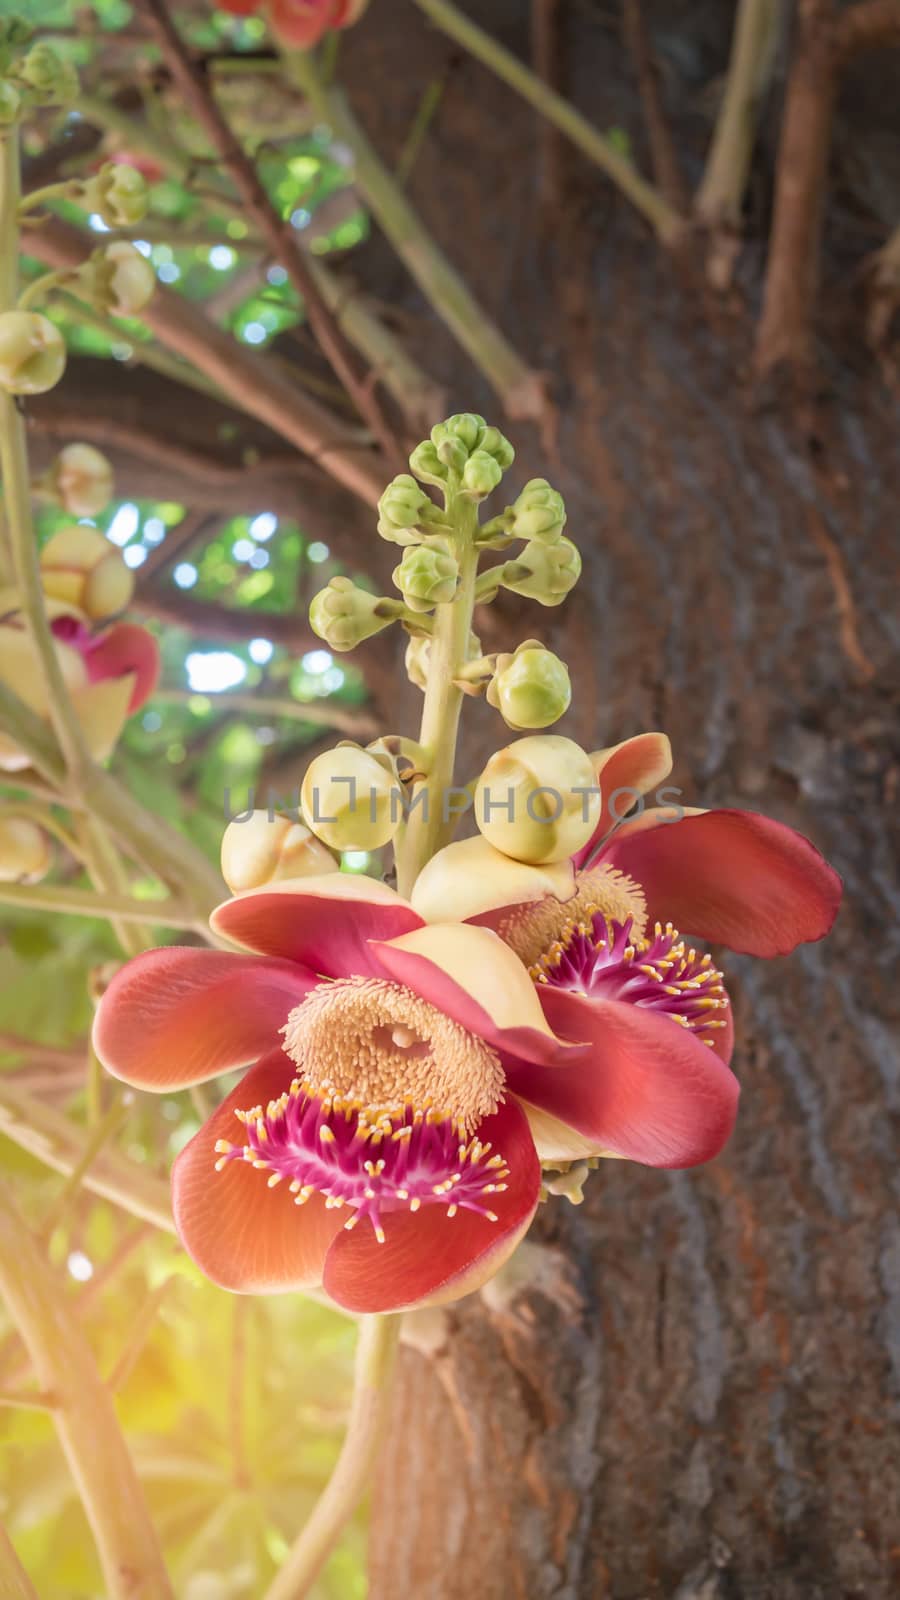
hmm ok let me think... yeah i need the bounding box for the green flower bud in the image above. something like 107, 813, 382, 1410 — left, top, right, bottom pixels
478, 425, 515, 470
408, 439, 448, 489
0, 82, 21, 126
487, 644, 572, 730
406, 628, 480, 692
501, 536, 581, 606
378, 473, 433, 544
462, 449, 503, 501
434, 412, 485, 453
0, 20, 33, 52
221, 810, 337, 894
0, 816, 51, 884
0, 311, 66, 395
393, 541, 459, 611
309, 576, 396, 652
509, 478, 566, 544
474, 735, 600, 864
18, 43, 78, 106
82, 162, 149, 229
301, 746, 399, 851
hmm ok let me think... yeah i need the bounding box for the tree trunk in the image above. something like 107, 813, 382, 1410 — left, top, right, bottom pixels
338, 4, 900, 1595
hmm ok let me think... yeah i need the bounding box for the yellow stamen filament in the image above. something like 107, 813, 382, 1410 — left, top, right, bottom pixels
499, 863, 647, 966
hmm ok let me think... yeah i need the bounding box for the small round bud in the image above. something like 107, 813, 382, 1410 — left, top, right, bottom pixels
477, 425, 515, 470
378, 473, 433, 544
408, 440, 449, 489
301, 746, 399, 851
18, 43, 79, 106
474, 734, 600, 864
309, 576, 396, 652
462, 449, 503, 500
0, 82, 21, 126
40, 525, 133, 621
221, 810, 337, 894
407, 628, 481, 692
501, 536, 581, 607
393, 541, 459, 611
0, 310, 66, 395
47, 443, 114, 518
91, 242, 156, 316
83, 162, 149, 228
509, 478, 566, 544
0, 816, 52, 884
433, 412, 484, 454
487, 644, 572, 730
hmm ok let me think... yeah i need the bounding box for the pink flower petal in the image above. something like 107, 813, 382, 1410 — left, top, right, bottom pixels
94, 947, 314, 1090
602, 807, 842, 956
173, 1053, 343, 1292
574, 731, 673, 868
84, 623, 160, 711
210, 874, 424, 975
321, 1098, 540, 1313
372, 922, 581, 1067
506, 986, 739, 1168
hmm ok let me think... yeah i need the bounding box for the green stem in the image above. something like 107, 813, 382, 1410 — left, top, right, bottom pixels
17, 268, 71, 310
0, 876, 205, 930
411, 0, 684, 245
0, 1522, 39, 1599
287, 49, 547, 421
38, 1094, 129, 1240
395, 490, 478, 896
17, 180, 79, 214
0, 1187, 175, 1600
695, 0, 781, 229
263, 1314, 400, 1600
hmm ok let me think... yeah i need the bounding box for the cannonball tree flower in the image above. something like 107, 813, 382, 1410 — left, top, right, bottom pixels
92, 873, 738, 1313
217, 0, 369, 49
0, 592, 159, 773
411, 732, 841, 1157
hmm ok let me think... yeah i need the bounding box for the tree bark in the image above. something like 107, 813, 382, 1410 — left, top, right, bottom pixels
337, 5, 900, 1595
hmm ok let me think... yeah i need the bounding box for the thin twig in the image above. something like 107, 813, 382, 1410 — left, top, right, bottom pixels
0, 879, 206, 929
622, 0, 689, 215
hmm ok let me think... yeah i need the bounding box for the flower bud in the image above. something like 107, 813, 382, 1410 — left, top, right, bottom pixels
0, 82, 21, 126
378, 473, 434, 545
474, 734, 600, 864
477, 425, 515, 470
47, 443, 114, 518
0, 311, 66, 395
301, 746, 399, 851
462, 449, 503, 500
40, 525, 133, 622
433, 412, 484, 454
0, 816, 52, 884
309, 576, 397, 652
501, 536, 581, 607
393, 541, 459, 611
82, 162, 149, 228
509, 478, 566, 544
487, 644, 571, 730
406, 628, 481, 692
221, 810, 338, 894
408, 440, 449, 489
17, 43, 79, 105
89, 242, 156, 316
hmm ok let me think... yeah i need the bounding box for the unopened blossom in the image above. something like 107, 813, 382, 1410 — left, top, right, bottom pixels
93, 873, 738, 1313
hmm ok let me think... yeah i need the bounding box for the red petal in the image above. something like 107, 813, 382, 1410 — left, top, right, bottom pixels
603, 807, 842, 956
507, 986, 739, 1168
321, 1098, 540, 1313
574, 731, 673, 867
174, 1053, 343, 1292
210, 874, 424, 975
84, 622, 160, 712
93, 947, 314, 1090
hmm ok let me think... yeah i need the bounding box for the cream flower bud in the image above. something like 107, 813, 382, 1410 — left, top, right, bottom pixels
0, 311, 66, 395
221, 810, 337, 894
0, 83, 21, 126
474, 734, 600, 864
462, 449, 503, 501
408, 440, 449, 489
47, 443, 114, 518
91, 242, 156, 316
309, 576, 397, 652
83, 162, 149, 228
477, 425, 515, 470
406, 628, 481, 692
378, 474, 440, 545
501, 536, 581, 606
0, 816, 52, 884
393, 541, 459, 611
434, 412, 484, 454
40, 525, 133, 621
301, 746, 399, 851
487, 644, 572, 730
509, 478, 566, 544
18, 43, 79, 106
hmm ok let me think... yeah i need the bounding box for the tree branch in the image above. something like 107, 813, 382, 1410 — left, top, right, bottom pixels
622, 0, 689, 215
834, 0, 900, 60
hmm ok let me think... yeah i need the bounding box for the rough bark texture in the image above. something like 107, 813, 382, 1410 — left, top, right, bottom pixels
327, 5, 899, 1597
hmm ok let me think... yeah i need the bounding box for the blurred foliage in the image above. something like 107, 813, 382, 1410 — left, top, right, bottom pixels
0, 2, 383, 1594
